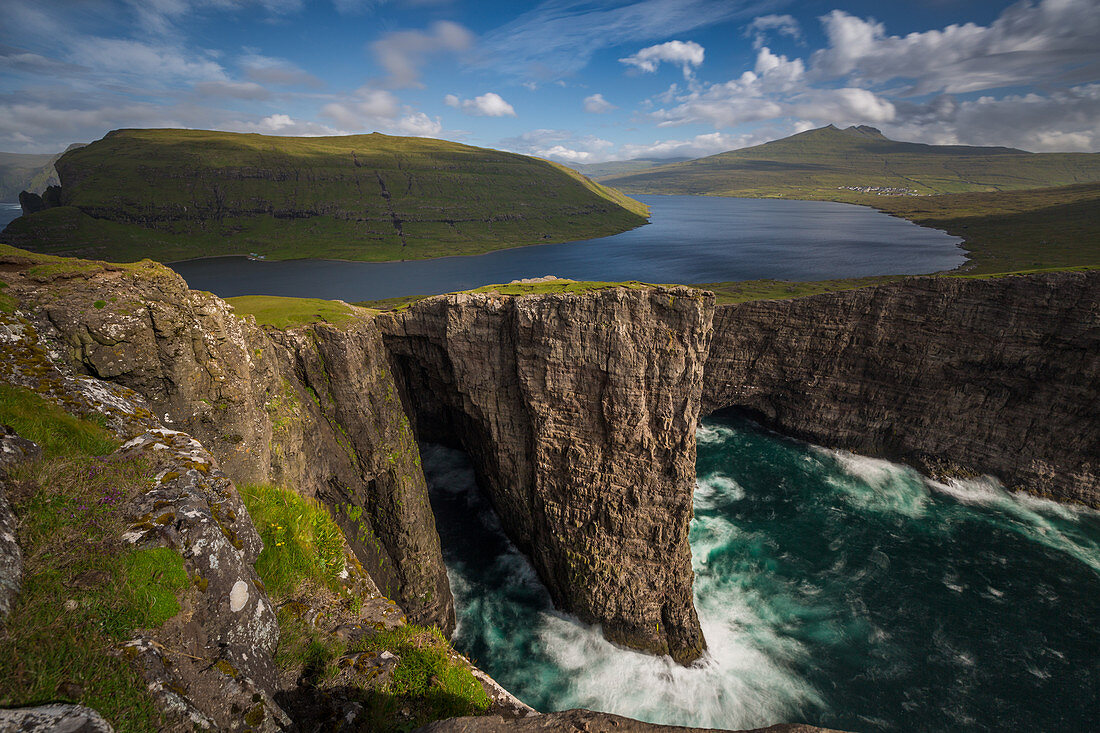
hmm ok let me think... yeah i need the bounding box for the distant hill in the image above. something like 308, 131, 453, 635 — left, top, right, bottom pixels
1, 129, 648, 262
0, 145, 84, 201
601, 125, 1100, 198
568, 157, 691, 179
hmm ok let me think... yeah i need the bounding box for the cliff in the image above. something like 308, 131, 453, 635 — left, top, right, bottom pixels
1, 128, 648, 263
703, 271, 1100, 506
0, 246, 454, 631
380, 285, 714, 664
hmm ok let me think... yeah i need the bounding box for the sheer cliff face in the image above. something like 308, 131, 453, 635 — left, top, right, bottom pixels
703, 272, 1100, 507
1, 254, 454, 631
380, 287, 714, 664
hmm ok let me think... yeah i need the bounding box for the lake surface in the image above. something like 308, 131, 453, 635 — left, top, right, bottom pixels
162, 196, 965, 300
0, 203, 21, 229
426, 415, 1100, 731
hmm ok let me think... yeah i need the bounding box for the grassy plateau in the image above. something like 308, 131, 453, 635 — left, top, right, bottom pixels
1, 128, 648, 263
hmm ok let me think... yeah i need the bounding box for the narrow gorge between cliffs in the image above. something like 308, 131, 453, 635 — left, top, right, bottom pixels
421, 416, 1100, 732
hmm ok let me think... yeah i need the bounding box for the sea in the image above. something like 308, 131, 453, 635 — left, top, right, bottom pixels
425, 414, 1100, 732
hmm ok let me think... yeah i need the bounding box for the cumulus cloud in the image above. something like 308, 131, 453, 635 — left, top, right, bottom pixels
371, 21, 473, 88
811, 0, 1100, 95
500, 128, 614, 162
744, 14, 801, 49
583, 93, 616, 114
321, 87, 400, 128
620, 40, 704, 77
445, 92, 516, 117
229, 113, 343, 136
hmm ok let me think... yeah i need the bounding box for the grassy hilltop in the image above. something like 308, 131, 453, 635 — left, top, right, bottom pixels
601, 125, 1100, 198
1, 128, 648, 262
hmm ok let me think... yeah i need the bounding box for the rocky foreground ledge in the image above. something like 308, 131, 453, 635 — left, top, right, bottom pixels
0, 243, 1096, 730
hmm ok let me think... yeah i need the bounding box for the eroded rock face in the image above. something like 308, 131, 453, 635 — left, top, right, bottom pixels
703, 272, 1100, 506
381, 286, 714, 663
1, 252, 453, 631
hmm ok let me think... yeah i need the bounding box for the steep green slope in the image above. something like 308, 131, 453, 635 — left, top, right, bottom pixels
1, 129, 648, 262
602, 125, 1100, 197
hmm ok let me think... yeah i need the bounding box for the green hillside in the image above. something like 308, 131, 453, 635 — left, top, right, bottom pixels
602, 125, 1100, 198
1, 129, 648, 262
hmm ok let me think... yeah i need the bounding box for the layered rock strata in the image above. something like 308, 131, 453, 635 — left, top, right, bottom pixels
0, 250, 453, 630
380, 286, 714, 663
703, 271, 1100, 506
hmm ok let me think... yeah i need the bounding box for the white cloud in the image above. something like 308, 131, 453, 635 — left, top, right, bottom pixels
499, 128, 614, 162
193, 80, 270, 100
445, 92, 516, 117
321, 87, 401, 129
744, 14, 801, 49
68, 37, 227, 85
811, 0, 1100, 95
371, 20, 473, 88
394, 112, 443, 137
480, 0, 763, 79
618, 131, 756, 159
583, 93, 616, 114
620, 40, 704, 77
230, 113, 343, 136
240, 53, 323, 88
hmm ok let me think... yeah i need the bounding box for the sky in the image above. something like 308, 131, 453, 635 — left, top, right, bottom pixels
1, 0, 1099, 161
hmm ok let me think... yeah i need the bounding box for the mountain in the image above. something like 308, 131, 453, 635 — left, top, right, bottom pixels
601, 125, 1100, 197
1, 129, 648, 262
567, 157, 691, 179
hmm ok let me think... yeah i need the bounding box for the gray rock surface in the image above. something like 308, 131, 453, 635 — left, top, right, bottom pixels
0, 704, 114, 732
0, 425, 36, 619
703, 271, 1100, 506
381, 286, 714, 663
0, 250, 453, 632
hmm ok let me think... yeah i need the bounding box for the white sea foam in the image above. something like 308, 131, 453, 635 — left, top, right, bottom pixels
818, 448, 931, 517
695, 473, 745, 509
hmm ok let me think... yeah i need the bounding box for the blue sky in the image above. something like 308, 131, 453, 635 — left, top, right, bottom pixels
2, 0, 1098, 159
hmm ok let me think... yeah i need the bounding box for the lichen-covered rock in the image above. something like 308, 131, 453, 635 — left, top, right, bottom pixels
0, 249, 453, 632
0, 703, 114, 732
381, 286, 714, 664
703, 271, 1100, 506
0, 426, 36, 619
0, 308, 287, 730
0, 472, 24, 620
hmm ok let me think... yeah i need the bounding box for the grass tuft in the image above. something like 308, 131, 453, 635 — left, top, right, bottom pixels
0, 452, 184, 731
226, 295, 370, 330
0, 383, 118, 458
239, 483, 346, 596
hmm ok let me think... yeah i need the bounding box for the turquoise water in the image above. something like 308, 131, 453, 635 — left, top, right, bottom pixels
424, 415, 1100, 731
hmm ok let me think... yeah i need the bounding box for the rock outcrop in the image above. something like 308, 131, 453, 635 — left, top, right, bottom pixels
380, 286, 714, 663
0, 249, 453, 631
703, 271, 1100, 506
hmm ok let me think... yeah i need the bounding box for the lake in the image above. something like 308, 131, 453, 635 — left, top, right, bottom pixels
2, 196, 966, 300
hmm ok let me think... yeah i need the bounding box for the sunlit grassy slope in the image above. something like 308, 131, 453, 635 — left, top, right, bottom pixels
2, 128, 648, 262
602, 125, 1100, 198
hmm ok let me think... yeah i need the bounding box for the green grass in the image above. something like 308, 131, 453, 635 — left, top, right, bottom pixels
238, 483, 346, 597
227, 295, 371, 330
2, 128, 649, 263
350, 625, 490, 732
355, 278, 663, 311
0, 383, 118, 457
0, 408, 188, 731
